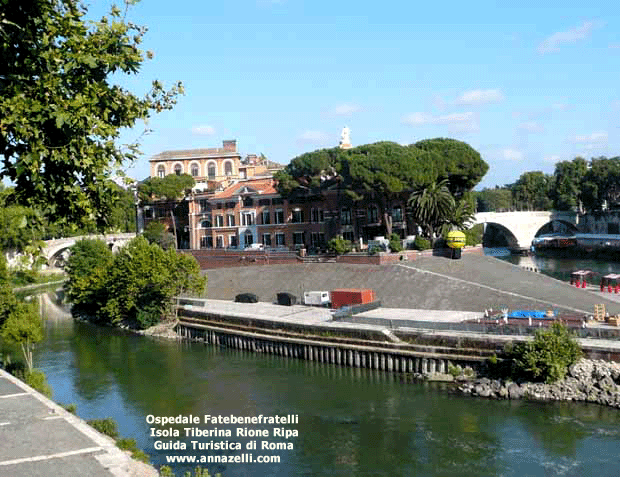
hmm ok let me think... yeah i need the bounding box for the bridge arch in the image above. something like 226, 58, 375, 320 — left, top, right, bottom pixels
534, 219, 579, 237
481, 222, 519, 249
472, 211, 578, 250
43, 233, 136, 269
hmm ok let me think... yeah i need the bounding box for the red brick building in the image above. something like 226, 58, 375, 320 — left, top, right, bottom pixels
144, 137, 411, 251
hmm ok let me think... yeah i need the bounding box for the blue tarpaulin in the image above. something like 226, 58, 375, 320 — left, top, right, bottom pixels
508, 310, 555, 319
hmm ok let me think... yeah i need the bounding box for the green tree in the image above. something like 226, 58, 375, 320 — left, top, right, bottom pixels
407, 179, 455, 241
343, 142, 436, 236
411, 138, 489, 196
97, 236, 205, 328
580, 157, 620, 212
475, 187, 513, 212
446, 191, 476, 231
277, 139, 487, 238
551, 157, 588, 211
0, 0, 183, 231
142, 221, 176, 250
0, 255, 17, 328
1, 302, 43, 372
510, 171, 553, 210
64, 239, 114, 319
511, 322, 582, 383
138, 174, 195, 201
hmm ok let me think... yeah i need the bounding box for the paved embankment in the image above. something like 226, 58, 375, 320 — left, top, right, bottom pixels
203, 254, 620, 315
0, 370, 157, 477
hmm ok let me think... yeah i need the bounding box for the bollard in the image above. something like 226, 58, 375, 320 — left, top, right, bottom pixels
576, 280, 580, 288
582, 280, 587, 288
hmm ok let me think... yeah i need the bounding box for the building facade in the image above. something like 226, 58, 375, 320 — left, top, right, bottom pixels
144, 132, 411, 251
188, 177, 409, 251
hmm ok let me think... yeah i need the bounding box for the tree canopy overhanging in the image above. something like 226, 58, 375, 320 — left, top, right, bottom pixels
275, 138, 488, 236
0, 0, 183, 230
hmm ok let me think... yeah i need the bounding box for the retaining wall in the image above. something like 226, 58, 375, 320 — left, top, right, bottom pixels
175, 320, 485, 375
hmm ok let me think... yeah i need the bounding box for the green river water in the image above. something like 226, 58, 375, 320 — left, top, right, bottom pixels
19, 253, 620, 476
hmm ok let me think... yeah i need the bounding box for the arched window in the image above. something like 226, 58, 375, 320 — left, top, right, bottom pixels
174, 164, 182, 175
224, 161, 233, 176
157, 165, 165, 178
201, 219, 211, 228
208, 164, 216, 179
191, 164, 199, 177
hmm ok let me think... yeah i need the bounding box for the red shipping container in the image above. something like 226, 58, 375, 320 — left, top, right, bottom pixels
330, 289, 376, 309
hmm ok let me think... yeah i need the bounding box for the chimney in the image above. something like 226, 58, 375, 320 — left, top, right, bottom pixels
222, 140, 237, 152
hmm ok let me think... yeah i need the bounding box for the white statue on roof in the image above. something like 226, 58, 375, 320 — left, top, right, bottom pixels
339, 126, 352, 149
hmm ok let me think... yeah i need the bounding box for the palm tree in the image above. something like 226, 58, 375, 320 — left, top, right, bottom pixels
448, 195, 476, 230
407, 179, 455, 242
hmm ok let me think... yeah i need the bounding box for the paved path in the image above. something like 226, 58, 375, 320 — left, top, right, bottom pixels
0, 370, 157, 477
203, 254, 620, 315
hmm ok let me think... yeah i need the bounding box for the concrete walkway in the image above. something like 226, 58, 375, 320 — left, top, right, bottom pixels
0, 370, 157, 477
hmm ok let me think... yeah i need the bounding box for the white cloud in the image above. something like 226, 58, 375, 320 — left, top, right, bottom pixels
518, 121, 545, 133
572, 131, 608, 150
543, 155, 561, 163
297, 130, 329, 143
328, 103, 361, 117
191, 125, 216, 136
502, 149, 524, 161
573, 131, 608, 143
551, 103, 570, 111
538, 21, 597, 54
454, 89, 504, 106
402, 111, 478, 131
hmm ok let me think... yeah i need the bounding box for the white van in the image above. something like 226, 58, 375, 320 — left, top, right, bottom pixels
303, 291, 331, 306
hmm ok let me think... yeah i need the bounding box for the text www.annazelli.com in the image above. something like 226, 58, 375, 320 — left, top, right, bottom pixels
166, 454, 280, 464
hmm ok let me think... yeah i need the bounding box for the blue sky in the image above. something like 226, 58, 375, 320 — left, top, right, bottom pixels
95, 0, 619, 189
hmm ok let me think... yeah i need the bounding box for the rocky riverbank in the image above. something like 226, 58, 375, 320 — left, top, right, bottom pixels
458, 359, 620, 407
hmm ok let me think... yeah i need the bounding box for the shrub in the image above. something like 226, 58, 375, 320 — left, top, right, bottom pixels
63, 403, 77, 414
413, 236, 431, 250
510, 322, 582, 383
24, 369, 52, 398
142, 221, 176, 250
327, 236, 352, 255
64, 239, 114, 319
464, 224, 484, 246
117, 438, 150, 463
65, 236, 206, 329
388, 233, 403, 253
87, 418, 119, 439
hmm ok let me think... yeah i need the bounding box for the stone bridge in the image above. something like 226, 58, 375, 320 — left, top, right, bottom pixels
42, 233, 136, 268
472, 211, 579, 250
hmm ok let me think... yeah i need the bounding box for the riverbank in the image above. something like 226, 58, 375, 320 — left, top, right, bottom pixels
0, 368, 158, 477
459, 358, 620, 408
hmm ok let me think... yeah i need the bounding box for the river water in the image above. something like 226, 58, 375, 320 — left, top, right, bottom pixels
20, 255, 620, 476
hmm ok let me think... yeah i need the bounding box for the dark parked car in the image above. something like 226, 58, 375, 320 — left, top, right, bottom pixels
276, 292, 297, 306
234, 293, 258, 303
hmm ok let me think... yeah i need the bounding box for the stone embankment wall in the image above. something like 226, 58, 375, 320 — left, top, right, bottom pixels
176, 320, 485, 378
459, 359, 620, 407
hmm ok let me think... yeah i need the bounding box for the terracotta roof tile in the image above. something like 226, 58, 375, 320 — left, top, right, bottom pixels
212, 178, 277, 199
